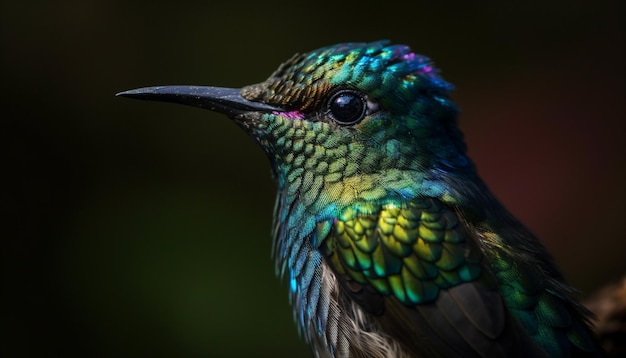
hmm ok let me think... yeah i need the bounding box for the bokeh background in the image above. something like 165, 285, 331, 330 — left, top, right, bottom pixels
3, 1, 624, 357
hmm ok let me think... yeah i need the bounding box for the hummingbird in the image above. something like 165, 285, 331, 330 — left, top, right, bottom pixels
118, 41, 603, 357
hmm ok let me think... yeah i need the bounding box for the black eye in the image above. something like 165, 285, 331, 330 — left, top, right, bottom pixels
327, 89, 367, 125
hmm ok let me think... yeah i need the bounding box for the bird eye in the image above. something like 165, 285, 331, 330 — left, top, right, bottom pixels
327, 89, 367, 125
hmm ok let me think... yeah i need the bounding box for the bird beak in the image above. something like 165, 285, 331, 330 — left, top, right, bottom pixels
116, 86, 283, 116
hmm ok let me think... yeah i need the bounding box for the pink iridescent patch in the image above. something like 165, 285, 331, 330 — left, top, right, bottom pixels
274, 110, 304, 120
402, 52, 434, 74
402, 52, 416, 61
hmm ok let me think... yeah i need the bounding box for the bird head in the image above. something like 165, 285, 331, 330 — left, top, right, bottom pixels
118, 41, 470, 210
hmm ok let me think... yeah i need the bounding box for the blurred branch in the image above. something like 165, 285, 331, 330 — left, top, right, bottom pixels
584, 276, 626, 357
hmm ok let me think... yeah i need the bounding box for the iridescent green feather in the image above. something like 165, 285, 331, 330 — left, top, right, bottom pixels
487, 242, 599, 355
324, 197, 482, 306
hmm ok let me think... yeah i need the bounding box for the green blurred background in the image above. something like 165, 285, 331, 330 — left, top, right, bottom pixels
3, 1, 624, 357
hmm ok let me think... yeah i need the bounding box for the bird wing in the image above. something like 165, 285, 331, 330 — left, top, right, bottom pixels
320, 196, 549, 357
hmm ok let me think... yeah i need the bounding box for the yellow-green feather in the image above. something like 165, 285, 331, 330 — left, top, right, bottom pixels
326, 198, 481, 306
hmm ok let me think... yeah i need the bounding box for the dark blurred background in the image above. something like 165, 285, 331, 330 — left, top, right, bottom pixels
2, 1, 624, 357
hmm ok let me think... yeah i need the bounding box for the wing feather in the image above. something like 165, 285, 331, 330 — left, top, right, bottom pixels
321, 196, 551, 357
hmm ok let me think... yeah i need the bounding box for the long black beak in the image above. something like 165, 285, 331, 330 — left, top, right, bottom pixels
116, 86, 283, 116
